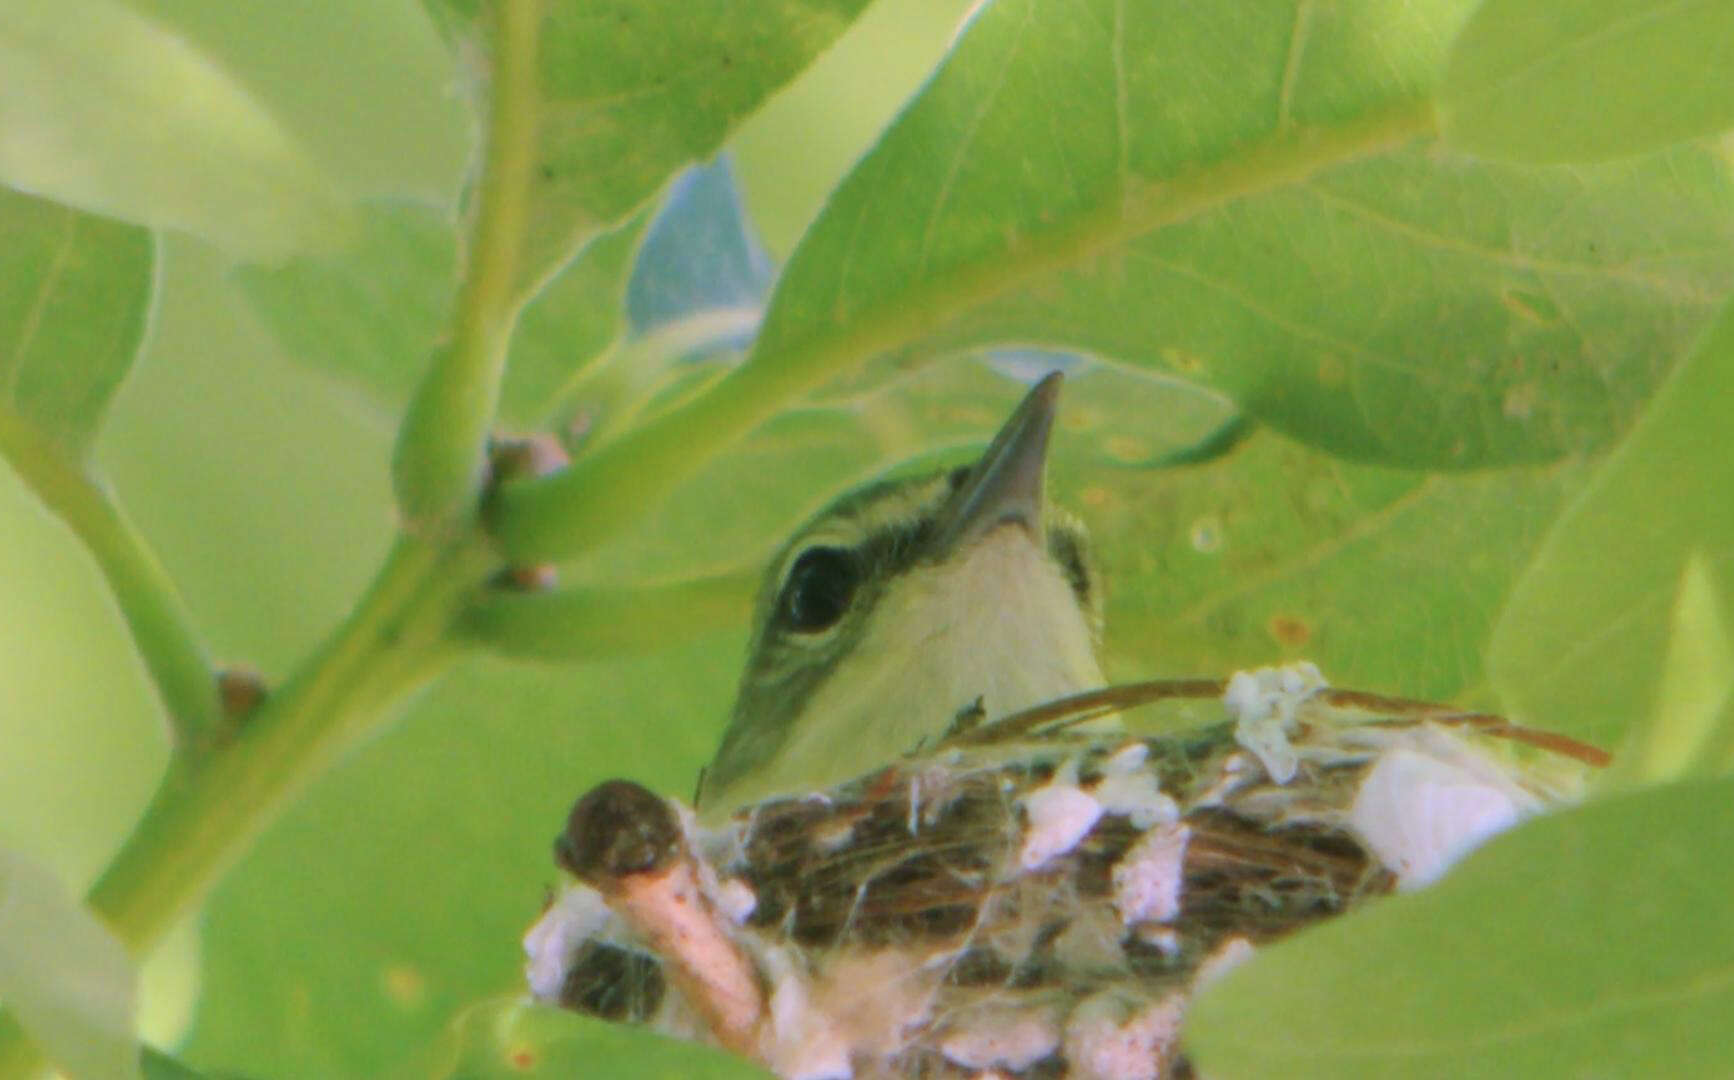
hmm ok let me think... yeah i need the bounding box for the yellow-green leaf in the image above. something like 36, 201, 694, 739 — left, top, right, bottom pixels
1492, 295, 1734, 748
0, 187, 152, 455
0, 0, 347, 259
1442, 0, 1734, 164
1188, 775, 1734, 1078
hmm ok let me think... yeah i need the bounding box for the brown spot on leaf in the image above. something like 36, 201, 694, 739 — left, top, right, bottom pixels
1267, 613, 1311, 647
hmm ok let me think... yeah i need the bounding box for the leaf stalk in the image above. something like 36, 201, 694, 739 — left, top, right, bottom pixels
0, 403, 224, 748
393, 0, 545, 530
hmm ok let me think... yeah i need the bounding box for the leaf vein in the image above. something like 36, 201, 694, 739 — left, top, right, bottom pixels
915, 0, 1033, 283
5, 209, 80, 402
1467, 0, 1706, 108
1276, 0, 1315, 130
1304, 182, 1723, 297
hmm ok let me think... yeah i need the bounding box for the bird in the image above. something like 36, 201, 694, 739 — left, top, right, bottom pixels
531, 371, 1609, 1079
697, 371, 1111, 814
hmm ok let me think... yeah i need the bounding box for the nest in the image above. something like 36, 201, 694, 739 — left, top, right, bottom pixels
525, 667, 1602, 1080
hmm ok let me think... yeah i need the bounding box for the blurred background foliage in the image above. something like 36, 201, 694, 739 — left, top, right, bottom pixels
3, 0, 1734, 1076
2, 1, 978, 1071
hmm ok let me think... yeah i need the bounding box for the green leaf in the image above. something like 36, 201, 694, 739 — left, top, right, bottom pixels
1610, 555, 1734, 786
232, 204, 647, 426
0, 847, 139, 1080
0, 204, 225, 745
1186, 775, 1734, 1079
507, 211, 649, 427
931, 146, 1734, 466
142, 1045, 248, 1080
426, 998, 767, 1079
569, 359, 1238, 582
233, 205, 457, 410
1441, 0, 1734, 164
1083, 426, 1582, 702
425, 0, 874, 294
0, 186, 153, 456
0, 0, 350, 260
749, 0, 1734, 469
489, 0, 1734, 564
119, 0, 470, 205
1490, 295, 1734, 749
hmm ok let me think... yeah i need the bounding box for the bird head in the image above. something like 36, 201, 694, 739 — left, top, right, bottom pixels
698, 373, 1105, 814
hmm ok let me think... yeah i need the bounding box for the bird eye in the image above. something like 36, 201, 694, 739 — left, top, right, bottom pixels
779, 546, 858, 633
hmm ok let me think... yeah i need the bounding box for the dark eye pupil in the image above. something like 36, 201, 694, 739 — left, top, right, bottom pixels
781, 547, 857, 632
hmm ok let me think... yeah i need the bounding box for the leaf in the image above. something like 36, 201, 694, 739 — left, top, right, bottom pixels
1490, 295, 1734, 748
1441, 0, 1734, 164
506, 211, 649, 427
142, 1046, 249, 1080
237, 157, 767, 428
1186, 775, 1734, 1079
232, 203, 646, 426
1082, 427, 1583, 702
1610, 555, 1734, 786
0, 847, 139, 1080
425, 0, 874, 294
425, 997, 767, 1079
568, 358, 1239, 582
745, 0, 1734, 470
0, 186, 153, 456
119, 0, 470, 205
233, 204, 457, 409
0, 0, 349, 260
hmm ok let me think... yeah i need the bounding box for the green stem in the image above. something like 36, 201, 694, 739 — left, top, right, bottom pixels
460, 570, 755, 661
0, 7, 551, 1076
0, 404, 223, 748
392, 0, 543, 529
489, 99, 1438, 563
547, 307, 763, 449
0, 533, 496, 1078
83, 533, 493, 952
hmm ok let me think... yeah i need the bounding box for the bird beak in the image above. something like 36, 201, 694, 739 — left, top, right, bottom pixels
934, 371, 1062, 556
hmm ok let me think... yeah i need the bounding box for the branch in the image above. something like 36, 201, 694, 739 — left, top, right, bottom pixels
393, 0, 544, 529
0, 404, 224, 748
0, 3, 549, 1075
460, 570, 755, 661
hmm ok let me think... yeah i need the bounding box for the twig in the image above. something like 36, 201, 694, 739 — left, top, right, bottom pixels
0, 404, 223, 749
393, 0, 544, 530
